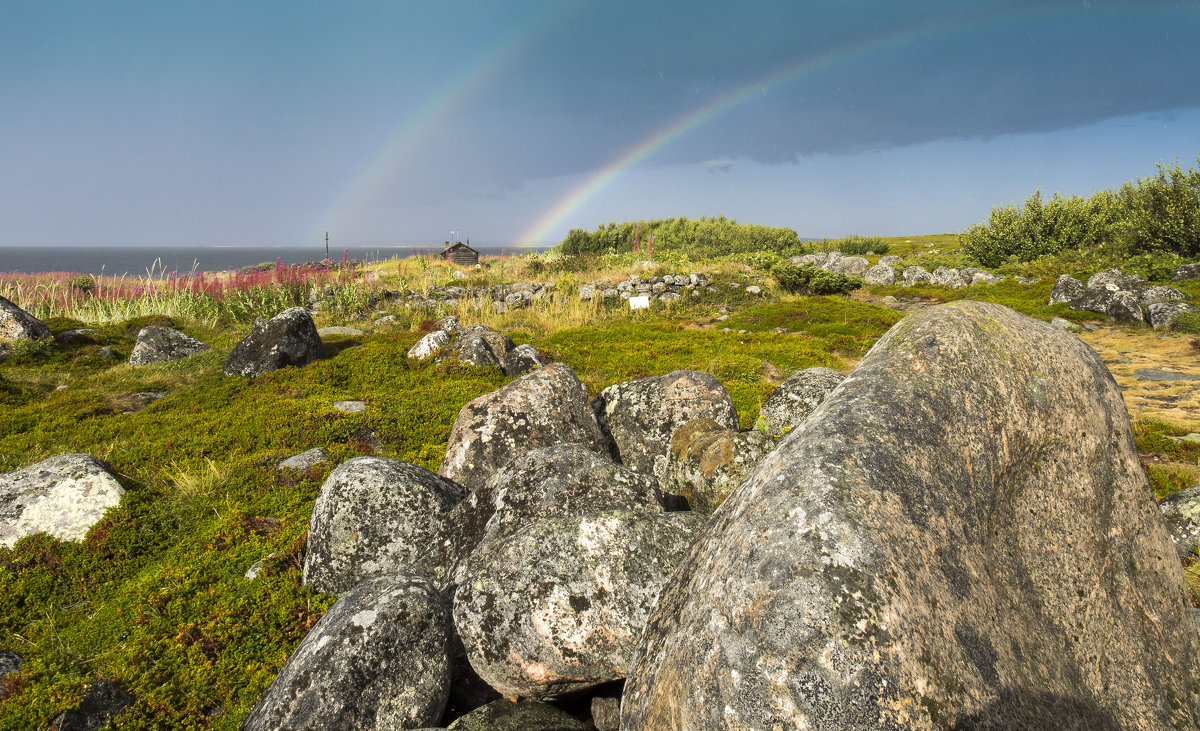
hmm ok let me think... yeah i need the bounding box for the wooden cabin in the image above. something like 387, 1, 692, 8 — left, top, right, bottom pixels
443, 241, 479, 266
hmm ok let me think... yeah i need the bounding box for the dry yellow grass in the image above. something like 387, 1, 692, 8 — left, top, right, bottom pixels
1078, 325, 1200, 432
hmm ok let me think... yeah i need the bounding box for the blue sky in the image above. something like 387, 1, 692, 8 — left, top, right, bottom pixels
1, 0, 1197, 247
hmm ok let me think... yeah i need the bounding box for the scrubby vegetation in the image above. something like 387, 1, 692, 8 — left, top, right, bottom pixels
771, 263, 862, 296
960, 158, 1200, 267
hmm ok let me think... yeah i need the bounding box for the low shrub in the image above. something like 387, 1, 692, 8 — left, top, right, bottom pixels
772, 263, 861, 296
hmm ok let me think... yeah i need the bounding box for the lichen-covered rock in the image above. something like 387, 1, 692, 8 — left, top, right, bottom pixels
932, 266, 967, 288
592, 370, 738, 484
408, 330, 451, 360
442, 444, 663, 587
0, 295, 51, 343
1159, 485, 1200, 557
304, 457, 467, 595
503, 343, 547, 377
223, 307, 323, 377
128, 326, 210, 366
454, 510, 703, 699
1172, 263, 1200, 282
446, 699, 585, 730
622, 301, 1200, 730
1106, 290, 1144, 324
863, 263, 895, 286
878, 255, 902, 267
440, 363, 607, 492
50, 679, 134, 731
1, 454, 124, 549
278, 448, 327, 471
1087, 267, 1145, 293
1141, 286, 1187, 305
590, 697, 620, 731
901, 266, 933, 286
1049, 274, 1086, 305
1147, 301, 1200, 329
663, 418, 774, 515
435, 330, 510, 369
831, 256, 870, 277
1072, 287, 1117, 314
436, 315, 461, 334
242, 575, 451, 731
755, 366, 845, 438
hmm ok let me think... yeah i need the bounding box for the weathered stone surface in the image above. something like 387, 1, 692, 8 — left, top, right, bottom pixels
1087, 268, 1145, 293
454, 510, 703, 699
831, 256, 870, 277
664, 418, 774, 515
1172, 263, 1200, 282
446, 699, 585, 730
437, 333, 503, 369
592, 370, 738, 484
332, 400, 366, 413
436, 315, 461, 334
590, 697, 620, 731
442, 443, 663, 586
1072, 287, 1116, 314
1141, 286, 1187, 305
0, 454, 124, 549
128, 327, 210, 366
901, 266, 933, 286
278, 447, 327, 471
223, 307, 323, 377
55, 328, 99, 345
1106, 290, 1144, 324
756, 366, 845, 438
408, 330, 451, 360
304, 457, 467, 595
503, 343, 547, 377
1050, 274, 1086, 305
1050, 317, 1082, 332
1159, 485, 1200, 558
1134, 368, 1200, 382
0, 295, 51, 344
242, 575, 451, 731
50, 679, 134, 731
863, 263, 895, 286
932, 267, 967, 288
622, 301, 1200, 730
439, 363, 607, 492
1147, 301, 1199, 329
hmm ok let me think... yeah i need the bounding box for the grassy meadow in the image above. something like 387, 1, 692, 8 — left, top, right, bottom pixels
3, 230, 1200, 727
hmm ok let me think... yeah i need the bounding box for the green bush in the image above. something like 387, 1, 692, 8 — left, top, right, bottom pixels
556, 215, 808, 258
816, 235, 890, 256
67, 275, 96, 292
772, 263, 862, 296
1170, 311, 1200, 335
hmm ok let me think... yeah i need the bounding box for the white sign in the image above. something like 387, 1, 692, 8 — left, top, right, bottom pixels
629, 295, 651, 310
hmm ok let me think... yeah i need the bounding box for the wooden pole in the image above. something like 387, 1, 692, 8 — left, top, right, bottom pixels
325, 232, 329, 260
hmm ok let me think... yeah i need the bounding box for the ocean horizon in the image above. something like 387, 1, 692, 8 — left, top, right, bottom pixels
0, 243, 551, 276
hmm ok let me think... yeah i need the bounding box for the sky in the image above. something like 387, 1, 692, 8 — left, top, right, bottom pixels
1, 0, 1198, 249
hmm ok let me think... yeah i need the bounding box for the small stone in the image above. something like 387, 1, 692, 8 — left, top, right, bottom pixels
745, 285, 762, 295
1050, 317, 1082, 332
278, 447, 328, 471
316, 326, 364, 336
129, 326, 210, 366
97, 346, 117, 360
1159, 486, 1200, 557
502, 343, 547, 377
55, 329, 100, 344
1133, 369, 1200, 382
332, 400, 366, 413
408, 329, 451, 360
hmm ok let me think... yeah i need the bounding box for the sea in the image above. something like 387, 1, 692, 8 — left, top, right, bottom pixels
0, 244, 550, 276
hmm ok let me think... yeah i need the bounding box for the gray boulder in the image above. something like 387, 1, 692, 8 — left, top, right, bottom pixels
458, 324, 515, 362
622, 301, 1200, 730
304, 457, 467, 595
863, 263, 895, 286
1159, 486, 1200, 558
1050, 317, 1082, 332
0, 295, 51, 343
1072, 287, 1117, 314
128, 326, 210, 366
663, 418, 775, 515
502, 343, 547, 377
932, 266, 967, 288
55, 328, 100, 345
831, 256, 870, 277
1171, 263, 1200, 282
1141, 286, 1188, 305
878, 255, 902, 267
1106, 290, 1145, 325
278, 448, 327, 471
1147, 301, 1200, 329
408, 330, 451, 360
50, 679, 134, 731
592, 370, 738, 484
242, 575, 451, 731
1049, 274, 1086, 305
436, 315, 461, 334
454, 510, 704, 699
1, 454, 124, 549
1087, 268, 1145, 293
755, 366, 845, 438
446, 699, 585, 730
439, 363, 607, 492
902, 266, 934, 286
435, 325, 515, 370
223, 307, 323, 377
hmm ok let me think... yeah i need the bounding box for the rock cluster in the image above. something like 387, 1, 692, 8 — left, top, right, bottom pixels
789, 251, 1006, 288
1050, 269, 1194, 327
367, 282, 558, 314
408, 320, 547, 377
579, 272, 712, 303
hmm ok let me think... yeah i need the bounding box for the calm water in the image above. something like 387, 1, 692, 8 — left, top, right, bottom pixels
0, 244, 549, 276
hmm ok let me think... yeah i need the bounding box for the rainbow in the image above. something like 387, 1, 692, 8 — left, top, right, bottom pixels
517, 3, 1169, 246
317, 2, 579, 241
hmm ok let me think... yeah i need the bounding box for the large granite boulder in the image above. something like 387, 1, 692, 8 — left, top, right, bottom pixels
592, 370, 738, 484
440, 443, 663, 587
502, 344, 547, 377
1106, 290, 1145, 325
128, 326, 209, 366
1141, 285, 1188, 306
1158, 485, 1200, 558
902, 266, 934, 286
830, 256, 870, 277
1049, 274, 1086, 306
242, 575, 451, 730
408, 330, 451, 360
439, 363, 607, 492
304, 457, 467, 595
663, 418, 774, 515
1087, 268, 1145, 293
454, 510, 704, 699
0, 295, 51, 343
622, 301, 1200, 729
1147, 301, 1200, 329
446, 699, 585, 730
755, 366, 845, 438
1, 454, 124, 549
863, 263, 896, 286
436, 325, 515, 369
223, 307, 323, 377
1172, 263, 1200, 282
